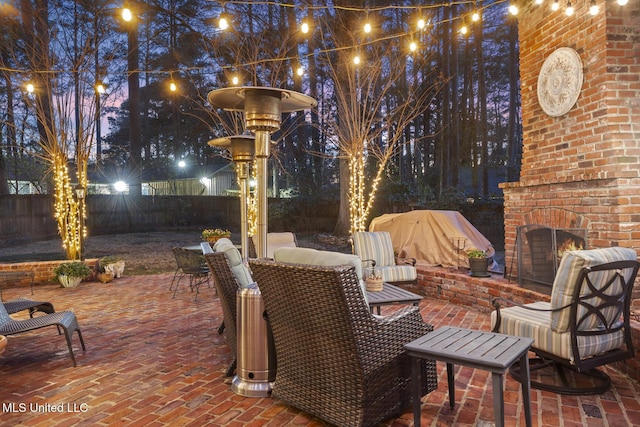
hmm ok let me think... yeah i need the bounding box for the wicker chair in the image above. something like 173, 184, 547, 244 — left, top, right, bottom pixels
249, 259, 438, 427
4, 298, 55, 316
204, 251, 241, 377
0, 300, 85, 366
492, 247, 639, 395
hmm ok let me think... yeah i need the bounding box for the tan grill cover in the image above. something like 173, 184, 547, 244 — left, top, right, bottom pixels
369, 210, 495, 268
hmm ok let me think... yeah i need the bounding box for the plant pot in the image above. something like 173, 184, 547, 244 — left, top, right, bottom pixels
469, 257, 490, 278
97, 272, 115, 283
205, 235, 231, 244
104, 261, 126, 278
58, 274, 83, 288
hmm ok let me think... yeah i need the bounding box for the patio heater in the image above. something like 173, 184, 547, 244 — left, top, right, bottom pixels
207, 135, 256, 260
207, 87, 316, 398
207, 87, 316, 258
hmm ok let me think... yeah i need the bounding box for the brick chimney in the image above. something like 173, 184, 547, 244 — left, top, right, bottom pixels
501, 0, 640, 275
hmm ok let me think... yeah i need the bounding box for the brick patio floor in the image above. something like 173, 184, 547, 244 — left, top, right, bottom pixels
1, 275, 639, 427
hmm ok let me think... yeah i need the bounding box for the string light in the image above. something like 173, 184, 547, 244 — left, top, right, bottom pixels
409, 41, 418, 52
363, 21, 372, 33
231, 75, 239, 85
589, 0, 599, 14
95, 82, 105, 94
300, 21, 309, 33
26, 83, 35, 93
219, 16, 229, 30
565, 1, 574, 15
472, 11, 480, 21
169, 81, 177, 92
508, 4, 519, 15
296, 66, 304, 76
417, 17, 426, 29
353, 55, 361, 65
616, 0, 628, 5
460, 24, 468, 35
552, 0, 560, 11
121, 7, 133, 22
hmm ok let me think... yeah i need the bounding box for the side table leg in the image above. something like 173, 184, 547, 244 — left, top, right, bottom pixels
411, 357, 422, 427
446, 362, 455, 409
491, 373, 504, 427
520, 353, 532, 427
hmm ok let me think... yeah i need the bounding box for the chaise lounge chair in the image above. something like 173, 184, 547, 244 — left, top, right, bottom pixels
0, 301, 85, 366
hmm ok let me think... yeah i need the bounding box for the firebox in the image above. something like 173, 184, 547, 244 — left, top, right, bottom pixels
517, 224, 587, 288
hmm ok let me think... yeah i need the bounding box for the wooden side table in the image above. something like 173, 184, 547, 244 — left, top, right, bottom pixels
405, 326, 533, 427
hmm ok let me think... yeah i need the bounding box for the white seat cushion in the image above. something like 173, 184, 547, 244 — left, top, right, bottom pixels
213, 238, 253, 287
273, 247, 368, 303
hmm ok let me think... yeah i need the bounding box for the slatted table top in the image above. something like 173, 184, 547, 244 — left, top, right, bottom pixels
366, 282, 422, 307
405, 326, 534, 372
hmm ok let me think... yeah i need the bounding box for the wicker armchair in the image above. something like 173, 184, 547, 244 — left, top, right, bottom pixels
249, 259, 437, 427
204, 251, 240, 377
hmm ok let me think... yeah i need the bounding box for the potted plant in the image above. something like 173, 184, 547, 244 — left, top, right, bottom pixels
467, 249, 490, 278
202, 228, 231, 244
54, 261, 92, 288
99, 256, 125, 279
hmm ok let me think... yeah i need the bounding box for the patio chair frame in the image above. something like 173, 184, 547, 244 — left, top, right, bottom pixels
493, 257, 639, 395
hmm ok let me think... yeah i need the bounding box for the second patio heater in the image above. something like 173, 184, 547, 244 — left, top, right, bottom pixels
208, 135, 255, 260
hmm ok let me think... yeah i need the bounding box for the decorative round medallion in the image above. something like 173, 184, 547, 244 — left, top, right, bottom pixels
537, 47, 583, 117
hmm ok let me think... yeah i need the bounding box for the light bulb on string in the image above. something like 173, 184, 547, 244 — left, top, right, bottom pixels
122, 7, 133, 22
26, 83, 35, 93
617, 0, 628, 5
363, 22, 371, 33
460, 24, 468, 35
565, 1, 574, 16
170, 81, 177, 92
551, 0, 560, 11
589, 0, 599, 14
300, 21, 309, 34
472, 11, 480, 22
96, 82, 105, 94
296, 66, 304, 77
508, 4, 519, 15
219, 16, 229, 30
409, 41, 418, 52
231, 75, 239, 85
353, 54, 361, 65
535, 0, 543, 4
417, 17, 426, 29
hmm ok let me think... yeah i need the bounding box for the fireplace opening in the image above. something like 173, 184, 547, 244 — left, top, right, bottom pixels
517, 224, 587, 289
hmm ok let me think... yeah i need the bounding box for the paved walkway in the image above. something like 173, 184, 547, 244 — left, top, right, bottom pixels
0, 275, 639, 426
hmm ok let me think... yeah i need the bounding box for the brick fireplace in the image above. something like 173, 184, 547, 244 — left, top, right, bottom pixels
500, 0, 640, 293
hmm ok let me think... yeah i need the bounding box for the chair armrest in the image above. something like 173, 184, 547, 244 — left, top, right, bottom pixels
363, 306, 432, 357
362, 259, 377, 268
491, 297, 570, 333
396, 257, 416, 266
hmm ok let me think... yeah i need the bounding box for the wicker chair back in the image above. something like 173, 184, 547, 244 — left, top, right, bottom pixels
249, 259, 437, 427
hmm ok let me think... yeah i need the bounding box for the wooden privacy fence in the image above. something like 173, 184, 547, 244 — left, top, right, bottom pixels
0, 195, 340, 245
0, 195, 503, 250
